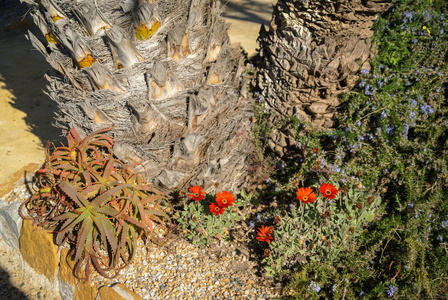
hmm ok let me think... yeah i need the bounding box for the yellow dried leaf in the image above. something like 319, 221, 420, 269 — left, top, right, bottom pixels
78, 54, 96, 68
45, 33, 59, 46
51, 15, 63, 22
135, 22, 161, 40
208, 72, 221, 84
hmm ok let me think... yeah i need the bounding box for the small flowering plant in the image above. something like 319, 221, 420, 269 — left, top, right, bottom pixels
174, 188, 253, 247
256, 225, 273, 243
263, 182, 382, 279
319, 183, 338, 199
296, 187, 317, 204
188, 185, 206, 201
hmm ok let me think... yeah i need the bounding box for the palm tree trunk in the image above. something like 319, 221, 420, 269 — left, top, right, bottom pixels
253, 0, 392, 158
21, 0, 258, 194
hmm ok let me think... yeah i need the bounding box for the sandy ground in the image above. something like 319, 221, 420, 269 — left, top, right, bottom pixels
0, 0, 276, 186
220, 0, 275, 56
0, 28, 62, 186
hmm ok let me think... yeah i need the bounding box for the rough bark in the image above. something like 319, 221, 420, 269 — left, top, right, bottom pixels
21, 0, 258, 194
253, 0, 393, 158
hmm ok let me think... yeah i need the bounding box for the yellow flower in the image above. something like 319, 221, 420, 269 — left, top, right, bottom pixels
423, 25, 431, 37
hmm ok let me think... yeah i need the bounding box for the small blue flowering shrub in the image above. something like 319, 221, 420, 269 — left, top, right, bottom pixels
258, 0, 448, 298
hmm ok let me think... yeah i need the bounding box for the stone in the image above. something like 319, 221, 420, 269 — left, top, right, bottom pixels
0, 163, 39, 201
20, 219, 59, 280
307, 102, 328, 115
58, 275, 75, 300
75, 280, 97, 300
58, 248, 97, 300
0, 201, 23, 248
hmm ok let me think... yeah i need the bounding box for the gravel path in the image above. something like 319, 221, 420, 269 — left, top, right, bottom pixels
89, 237, 282, 300
0, 223, 282, 300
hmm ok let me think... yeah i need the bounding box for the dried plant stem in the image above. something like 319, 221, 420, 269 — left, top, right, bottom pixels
299, 201, 305, 233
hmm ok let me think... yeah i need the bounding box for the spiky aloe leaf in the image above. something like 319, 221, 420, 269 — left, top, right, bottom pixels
94, 206, 119, 217
55, 208, 89, 239
75, 215, 94, 261
92, 215, 118, 253
89, 184, 132, 208
117, 212, 150, 233
58, 181, 90, 208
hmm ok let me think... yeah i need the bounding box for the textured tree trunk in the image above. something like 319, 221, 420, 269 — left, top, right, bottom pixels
253, 0, 392, 158
21, 0, 258, 194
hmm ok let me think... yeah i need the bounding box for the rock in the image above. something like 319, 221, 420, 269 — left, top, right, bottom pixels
20, 219, 59, 280
0, 201, 23, 248
97, 283, 144, 300
75, 281, 98, 300
307, 102, 328, 114
58, 248, 97, 300
0, 163, 39, 201
58, 275, 75, 300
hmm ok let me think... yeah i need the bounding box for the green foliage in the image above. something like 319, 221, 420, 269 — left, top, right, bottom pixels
263, 183, 382, 280
20, 127, 171, 280
248, 0, 448, 298
174, 189, 254, 248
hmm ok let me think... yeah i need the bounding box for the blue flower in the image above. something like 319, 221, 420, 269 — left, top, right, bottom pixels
386, 126, 394, 135
308, 281, 321, 293
266, 178, 270, 183
249, 220, 255, 228
437, 236, 443, 241
386, 285, 398, 297
420, 103, 434, 115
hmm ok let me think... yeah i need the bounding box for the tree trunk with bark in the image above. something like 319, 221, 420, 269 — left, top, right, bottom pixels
21, 0, 259, 194
253, 0, 393, 159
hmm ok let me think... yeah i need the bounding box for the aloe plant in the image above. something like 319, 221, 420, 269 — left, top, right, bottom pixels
20, 127, 171, 280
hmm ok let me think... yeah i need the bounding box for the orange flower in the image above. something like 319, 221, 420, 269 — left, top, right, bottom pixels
296, 187, 317, 204
188, 186, 206, 201
256, 226, 273, 243
216, 191, 235, 208
313, 147, 319, 154
210, 202, 225, 215
319, 183, 338, 199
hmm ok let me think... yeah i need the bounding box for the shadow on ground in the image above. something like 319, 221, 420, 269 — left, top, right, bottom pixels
0, 1, 63, 144
0, 266, 28, 299
220, 0, 274, 24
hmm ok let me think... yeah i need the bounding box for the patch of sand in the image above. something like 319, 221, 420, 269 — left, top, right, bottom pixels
0, 29, 61, 185
220, 0, 276, 57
